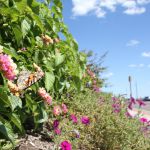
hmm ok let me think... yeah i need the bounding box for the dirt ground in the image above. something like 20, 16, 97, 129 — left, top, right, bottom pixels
15, 132, 55, 150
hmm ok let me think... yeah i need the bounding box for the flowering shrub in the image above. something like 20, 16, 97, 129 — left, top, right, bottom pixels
52, 90, 150, 150
0, 0, 87, 147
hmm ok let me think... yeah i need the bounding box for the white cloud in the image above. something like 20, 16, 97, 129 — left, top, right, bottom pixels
128, 64, 144, 67
124, 7, 145, 15
139, 63, 144, 67
72, 0, 98, 16
142, 52, 150, 57
128, 64, 137, 67
72, 0, 150, 18
137, 0, 150, 5
103, 72, 114, 78
126, 40, 140, 46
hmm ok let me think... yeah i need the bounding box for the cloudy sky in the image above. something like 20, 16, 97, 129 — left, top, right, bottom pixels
62, 0, 150, 98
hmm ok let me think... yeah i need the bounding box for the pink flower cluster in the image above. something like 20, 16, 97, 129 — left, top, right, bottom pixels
53, 103, 68, 116
38, 87, 52, 105
0, 53, 17, 80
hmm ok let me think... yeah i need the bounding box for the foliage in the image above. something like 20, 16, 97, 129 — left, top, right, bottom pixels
0, 0, 145, 150
0, 0, 88, 146
52, 90, 150, 150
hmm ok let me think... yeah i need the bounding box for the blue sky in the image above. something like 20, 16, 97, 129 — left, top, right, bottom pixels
61, 0, 150, 98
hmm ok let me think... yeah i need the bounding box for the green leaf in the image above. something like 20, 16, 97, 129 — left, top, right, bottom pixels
8, 95, 22, 111
55, 53, 65, 66
36, 107, 48, 124
0, 121, 15, 143
16, 0, 27, 11
45, 72, 55, 91
21, 19, 31, 38
12, 26, 22, 46
0, 87, 9, 106
3, 46, 20, 60
9, 113, 23, 133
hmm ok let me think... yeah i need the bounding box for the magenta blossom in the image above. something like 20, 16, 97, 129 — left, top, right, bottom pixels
130, 97, 136, 104
137, 99, 146, 107
140, 117, 148, 123
128, 102, 133, 110
81, 116, 90, 125
60, 141, 72, 150
112, 103, 120, 109
70, 114, 78, 124
53, 120, 59, 129
54, 128, 61, 135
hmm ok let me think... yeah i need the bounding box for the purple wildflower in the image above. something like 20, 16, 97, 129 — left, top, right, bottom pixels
81, 116, 90, 125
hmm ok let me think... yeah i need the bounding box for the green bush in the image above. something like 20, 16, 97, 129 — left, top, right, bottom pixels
0, 0, 88, 146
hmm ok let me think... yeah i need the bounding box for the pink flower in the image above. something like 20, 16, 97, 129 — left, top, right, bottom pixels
81, 116, 90, 125
125, 111, 132, 118
112, 103, 121, 113
137, 99, 146, 107
0, 54, 17, 80
54, 128, 61, 135
38, 88, 52, 105
60, 141, 72, 150
140, 117, 148, 123
112, 103, 120, 109
128, 102, 133, 110
53, 120, 59, 129
61, 103, 68, 114
113, 109, 121, 113
130, 97, 136, 104
70, 114, 78, 124
53, 105, 62, 116
93, 86, 100, 93
112, 97, 118, 102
